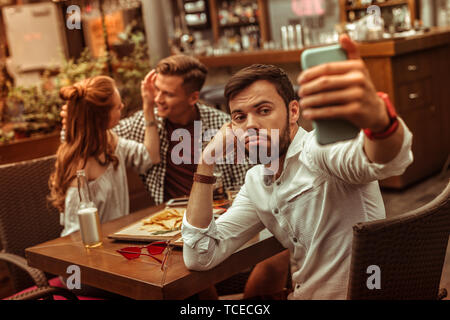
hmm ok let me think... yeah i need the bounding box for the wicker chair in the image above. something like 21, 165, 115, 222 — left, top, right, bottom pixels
347, 180, 450, 300
0, 155, 77, 300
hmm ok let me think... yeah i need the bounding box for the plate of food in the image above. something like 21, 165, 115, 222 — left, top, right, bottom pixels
108, 206, 226, 244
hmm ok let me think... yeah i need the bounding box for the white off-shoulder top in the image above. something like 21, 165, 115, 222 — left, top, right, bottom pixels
60, 138, 152, 237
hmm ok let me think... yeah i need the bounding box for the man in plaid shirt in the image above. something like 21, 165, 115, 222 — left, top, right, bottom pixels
113, 58, 249, 204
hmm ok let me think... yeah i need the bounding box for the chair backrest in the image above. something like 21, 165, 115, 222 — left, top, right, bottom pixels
0, 155, 62, 292
347, 180, 450, 300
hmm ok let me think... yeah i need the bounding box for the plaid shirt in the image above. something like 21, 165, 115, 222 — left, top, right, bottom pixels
113, 103, 251, 205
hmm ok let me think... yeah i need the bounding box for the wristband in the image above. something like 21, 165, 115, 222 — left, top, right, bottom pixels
193, 173, 216, 184
363, 92, 399, 140
145, 120, 157, 127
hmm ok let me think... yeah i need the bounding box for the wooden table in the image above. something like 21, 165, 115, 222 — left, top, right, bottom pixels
25, 205, 285, 299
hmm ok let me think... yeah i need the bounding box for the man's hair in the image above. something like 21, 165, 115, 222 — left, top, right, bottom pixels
155, 55, 208, 94
224, 64, 296, 109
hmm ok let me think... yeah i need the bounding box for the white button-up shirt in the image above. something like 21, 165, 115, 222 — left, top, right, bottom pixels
182, 119, 413, 299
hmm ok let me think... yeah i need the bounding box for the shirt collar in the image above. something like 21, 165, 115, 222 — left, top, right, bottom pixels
154, 103, 203, 125
285, 126, 307, 160
262, 127, 306, 180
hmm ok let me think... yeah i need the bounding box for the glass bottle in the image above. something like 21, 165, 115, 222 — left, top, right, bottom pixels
76, 170, 102, 248
213, 167, 225, 201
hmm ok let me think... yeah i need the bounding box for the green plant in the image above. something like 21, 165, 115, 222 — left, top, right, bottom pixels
3, 28, 151, 141
0, 128, 14, 143
112, 28, 152, 117
53, 48, 109, 87
5, 80, 61, 137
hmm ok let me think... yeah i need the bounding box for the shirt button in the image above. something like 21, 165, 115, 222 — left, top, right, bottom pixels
293, 237, 298, 243
276, 181, 281, 186
274, 208, 279, 214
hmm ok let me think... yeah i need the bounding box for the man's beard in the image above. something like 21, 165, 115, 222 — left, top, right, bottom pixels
244, 122, 291, 166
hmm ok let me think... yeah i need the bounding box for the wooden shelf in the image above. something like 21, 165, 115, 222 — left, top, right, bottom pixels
0, 130, 60, 165
186, 23, 209, 29
339, 0, 418, 24
185, 9, 208, 14
345, 0, 408, 11
209, 0, 270, 44
197, 27, 450, 67
171, 0, 270, 44
198, 48, 306, 68
219, 20, 259, 29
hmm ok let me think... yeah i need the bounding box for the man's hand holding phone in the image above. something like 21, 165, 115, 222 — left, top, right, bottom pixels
298, 34, 390, 144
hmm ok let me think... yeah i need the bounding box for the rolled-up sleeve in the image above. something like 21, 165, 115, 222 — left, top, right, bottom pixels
304, 118, 413, 184
181, 214, 219, 253
181, 183, 265, 271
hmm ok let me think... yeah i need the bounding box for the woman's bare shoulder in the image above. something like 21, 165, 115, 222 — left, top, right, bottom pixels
109, 130, 119, 150
67, 158, 103, 186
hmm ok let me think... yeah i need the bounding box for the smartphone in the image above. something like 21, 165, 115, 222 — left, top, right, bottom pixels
301, 44, 360, 145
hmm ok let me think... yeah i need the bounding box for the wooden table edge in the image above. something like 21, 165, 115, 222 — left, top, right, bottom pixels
25, 205, 286, 299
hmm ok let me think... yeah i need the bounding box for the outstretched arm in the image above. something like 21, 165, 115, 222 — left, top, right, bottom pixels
297, 34, 405, 165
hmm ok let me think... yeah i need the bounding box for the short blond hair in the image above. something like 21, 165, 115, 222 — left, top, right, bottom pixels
156, 55, 208, 93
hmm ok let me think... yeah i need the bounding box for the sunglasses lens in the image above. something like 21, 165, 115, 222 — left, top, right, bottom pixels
117, 247, 141, 260
147, 242, 167, 255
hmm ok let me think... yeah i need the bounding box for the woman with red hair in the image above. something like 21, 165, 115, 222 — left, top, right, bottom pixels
49, 75, 160, 236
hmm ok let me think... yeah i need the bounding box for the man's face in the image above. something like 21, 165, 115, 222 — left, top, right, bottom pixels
153, 74, 194, 121
229, 80, 297, 162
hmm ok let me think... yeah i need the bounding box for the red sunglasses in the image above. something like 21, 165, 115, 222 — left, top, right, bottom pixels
116, 241, 170, 269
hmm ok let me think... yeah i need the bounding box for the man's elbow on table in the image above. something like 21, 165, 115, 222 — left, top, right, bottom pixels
183, 248, 214, 271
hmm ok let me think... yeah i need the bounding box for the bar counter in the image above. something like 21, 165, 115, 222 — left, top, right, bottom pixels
197, 27, 450, 67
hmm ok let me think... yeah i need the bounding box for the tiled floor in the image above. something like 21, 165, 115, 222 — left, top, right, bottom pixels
382, 170, 450, 300
382, 172, 450, 219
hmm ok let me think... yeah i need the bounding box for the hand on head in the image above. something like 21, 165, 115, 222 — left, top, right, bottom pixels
202, 122, 237, 165
141, 69, 157, 106
141, 69, 158, 120
60, 71, 159, 129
